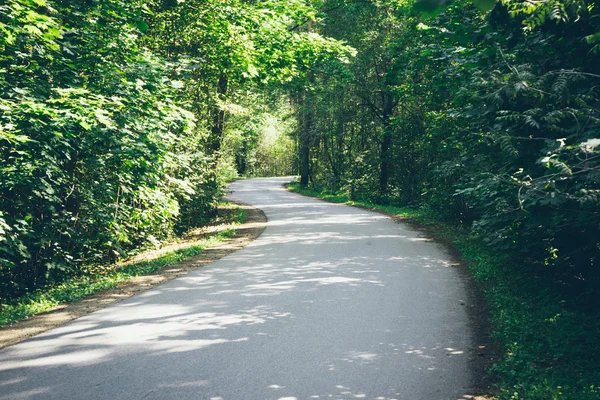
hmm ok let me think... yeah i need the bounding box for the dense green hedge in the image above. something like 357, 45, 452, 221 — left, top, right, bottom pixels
0, 0, 209, 302
0, 0, 349, 305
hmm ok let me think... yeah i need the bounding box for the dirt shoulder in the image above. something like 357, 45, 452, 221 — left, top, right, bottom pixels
0, 200, 267, 350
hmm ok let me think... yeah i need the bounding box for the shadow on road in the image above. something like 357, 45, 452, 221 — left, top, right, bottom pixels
0, 178, 480, 400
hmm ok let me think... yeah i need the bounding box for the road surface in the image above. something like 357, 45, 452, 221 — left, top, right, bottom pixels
0, 177, 476, 399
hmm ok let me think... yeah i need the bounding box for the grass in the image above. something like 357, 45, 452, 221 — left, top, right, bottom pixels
0, 203, 246, 328
286, 181, 427, 220
287, 181, 600, 400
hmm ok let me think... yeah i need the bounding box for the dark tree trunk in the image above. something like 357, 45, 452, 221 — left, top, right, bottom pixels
297, 20, 318, 186
236, 152, 247, 175
299, 93, 312, 185
300, 140, 310, 185
380, 128, 391, 194
299, 66, 315, 186
379, 93, 394, 195
209, 73, 228, 154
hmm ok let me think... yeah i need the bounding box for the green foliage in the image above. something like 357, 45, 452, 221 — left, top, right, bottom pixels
456, 237, 600, 400
2, 0, 599, 396
292, 0, 600, 397
1, 0, 340, 304
287, 181, 426, 219
220, 92, 297, 177
0, 0, 204, 303
0, 235, 218, 327
249, 112, 297, 177
0, 202, 246, 327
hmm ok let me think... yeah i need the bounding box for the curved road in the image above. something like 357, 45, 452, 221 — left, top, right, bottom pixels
0, 177, 476, 399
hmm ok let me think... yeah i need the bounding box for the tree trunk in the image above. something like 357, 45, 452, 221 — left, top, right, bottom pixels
299, 88, 313, 185
298, 20, 317, 186
300, 139, 310, 185
379, 93, 394, 194
380, 128, 391, 194
209, 73, 228, 155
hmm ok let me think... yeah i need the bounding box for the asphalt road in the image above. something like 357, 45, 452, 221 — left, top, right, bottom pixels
0, 177, 476, 400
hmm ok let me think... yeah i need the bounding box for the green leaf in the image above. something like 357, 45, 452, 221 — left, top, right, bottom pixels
135, 20, 149, 33
472, 0, 496, 12
79, 120, 91, 130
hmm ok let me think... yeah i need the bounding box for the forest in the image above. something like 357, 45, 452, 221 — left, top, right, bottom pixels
1, 0, 599, 398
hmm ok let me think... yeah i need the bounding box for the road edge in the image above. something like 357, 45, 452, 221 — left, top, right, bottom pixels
0, 200, 267, 350
283, 182, 496, 399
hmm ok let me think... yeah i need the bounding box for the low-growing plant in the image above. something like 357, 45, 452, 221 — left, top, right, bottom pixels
0, 204, 245, 327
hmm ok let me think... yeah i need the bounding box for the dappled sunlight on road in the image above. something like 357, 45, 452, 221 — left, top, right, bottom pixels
0, 177, 477, 400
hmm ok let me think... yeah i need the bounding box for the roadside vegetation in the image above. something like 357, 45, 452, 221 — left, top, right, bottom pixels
0, 203, 245, 327
285, 0, 599, 398
0, 0, 342, 307
1, 0, 598, 398
288, 182, 600, 399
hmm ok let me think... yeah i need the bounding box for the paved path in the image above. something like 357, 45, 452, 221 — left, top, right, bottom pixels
0, 177, 475, 399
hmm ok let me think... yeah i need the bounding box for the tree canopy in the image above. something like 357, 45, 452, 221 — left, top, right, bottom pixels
1, 0, 599, 397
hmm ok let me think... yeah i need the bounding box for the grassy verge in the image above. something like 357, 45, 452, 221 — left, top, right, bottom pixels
287, 182, 600, 400
286, 182, 428, 219
0, 203, 246, 328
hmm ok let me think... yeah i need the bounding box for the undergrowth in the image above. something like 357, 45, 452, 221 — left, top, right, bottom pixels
0, 203, 246, 327
287, 181, 600, 400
